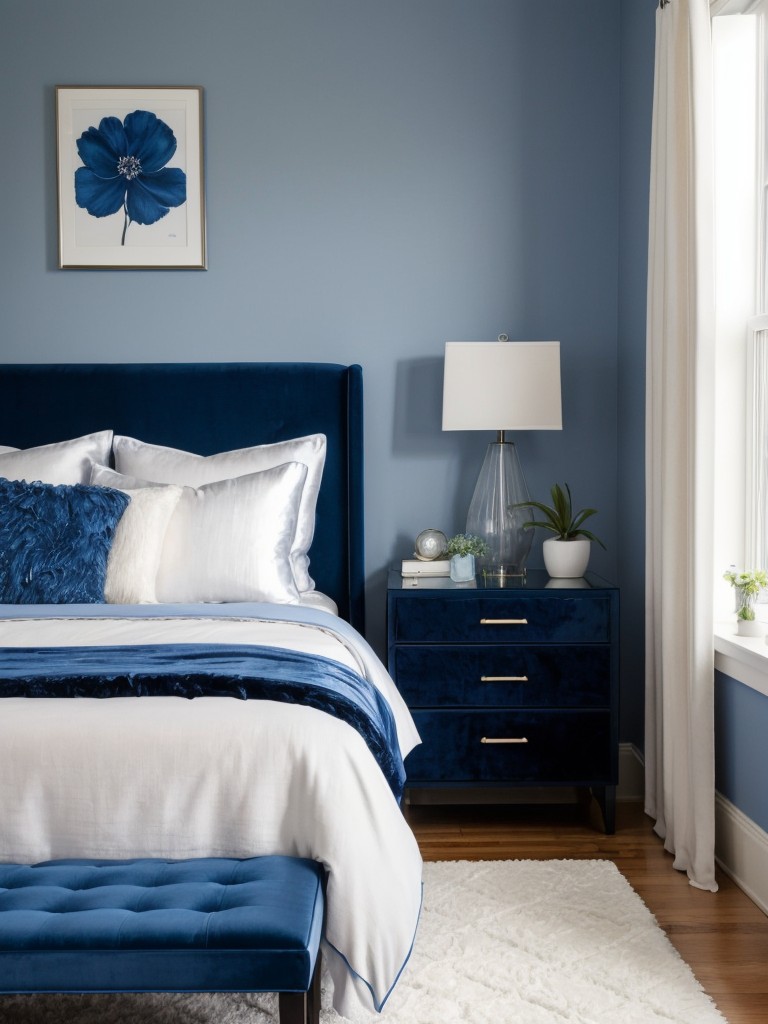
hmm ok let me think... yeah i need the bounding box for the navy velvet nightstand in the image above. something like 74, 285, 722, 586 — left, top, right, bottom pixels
387, 568, 619, 833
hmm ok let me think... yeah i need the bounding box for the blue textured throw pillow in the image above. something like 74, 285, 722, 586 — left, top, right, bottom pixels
0, 477, 130, 603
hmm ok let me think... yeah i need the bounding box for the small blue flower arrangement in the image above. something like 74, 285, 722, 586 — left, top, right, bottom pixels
74, 109, 187, 244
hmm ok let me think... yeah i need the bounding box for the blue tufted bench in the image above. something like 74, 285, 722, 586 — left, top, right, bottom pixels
0, 854, 325, 1024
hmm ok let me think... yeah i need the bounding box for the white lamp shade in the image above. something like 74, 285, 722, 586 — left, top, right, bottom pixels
442, 340, 562, 431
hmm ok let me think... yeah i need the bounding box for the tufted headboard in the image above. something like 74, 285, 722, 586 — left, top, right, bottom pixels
0, 362, 365, 630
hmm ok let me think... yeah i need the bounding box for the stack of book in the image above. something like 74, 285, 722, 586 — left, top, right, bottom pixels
400, 558, 450, 578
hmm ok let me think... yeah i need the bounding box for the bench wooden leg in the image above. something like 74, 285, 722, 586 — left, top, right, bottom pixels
278, 991, 307, 1024
307, 952, 321, 1024
278, 954, 321, 1024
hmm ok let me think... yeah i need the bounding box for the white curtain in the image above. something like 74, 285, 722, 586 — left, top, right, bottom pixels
645, 0, 718, 892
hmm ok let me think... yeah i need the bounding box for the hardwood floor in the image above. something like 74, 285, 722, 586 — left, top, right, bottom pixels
405, 796, 768, 1024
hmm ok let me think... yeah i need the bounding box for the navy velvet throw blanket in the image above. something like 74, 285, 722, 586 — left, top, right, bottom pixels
0, 643, 406, 800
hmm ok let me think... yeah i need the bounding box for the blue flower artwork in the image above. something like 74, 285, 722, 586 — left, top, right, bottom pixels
74, 109, 187, 245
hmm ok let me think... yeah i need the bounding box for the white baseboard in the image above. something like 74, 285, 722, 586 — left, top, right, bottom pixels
715, 791, 768, 916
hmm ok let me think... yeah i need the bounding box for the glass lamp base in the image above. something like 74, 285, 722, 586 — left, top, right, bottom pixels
466, 439, 533, 577
482, 565, 527, 581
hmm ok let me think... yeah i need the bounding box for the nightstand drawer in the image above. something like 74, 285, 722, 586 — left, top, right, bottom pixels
390, 595, 612, 644
406, 709, 613, 784
393, 645, 611, 707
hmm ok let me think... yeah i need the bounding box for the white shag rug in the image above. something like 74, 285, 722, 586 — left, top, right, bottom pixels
0, 859, 727, 1024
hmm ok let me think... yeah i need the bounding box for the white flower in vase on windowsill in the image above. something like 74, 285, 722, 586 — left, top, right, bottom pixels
723, 568, 768, 637
511, 482, 606, 579
446, 534, 488, 583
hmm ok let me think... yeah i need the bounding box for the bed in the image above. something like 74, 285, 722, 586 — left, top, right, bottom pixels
0, 362, 423, 1018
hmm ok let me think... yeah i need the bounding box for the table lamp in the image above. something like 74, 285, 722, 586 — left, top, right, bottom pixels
442, 337, 562, 578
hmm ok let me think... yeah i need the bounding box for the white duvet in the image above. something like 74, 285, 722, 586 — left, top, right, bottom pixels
0, 604, 423, 1018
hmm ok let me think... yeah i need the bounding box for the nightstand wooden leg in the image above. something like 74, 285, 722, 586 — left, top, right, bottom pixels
592, 785, 616, 834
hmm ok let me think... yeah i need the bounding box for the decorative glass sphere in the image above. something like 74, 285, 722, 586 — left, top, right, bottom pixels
414, 528, 448, 561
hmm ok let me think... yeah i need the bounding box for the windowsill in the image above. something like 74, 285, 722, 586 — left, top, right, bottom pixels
715, 621, 768, 697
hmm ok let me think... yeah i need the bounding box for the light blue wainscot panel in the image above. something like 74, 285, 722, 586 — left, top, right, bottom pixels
715, 670, 768, 834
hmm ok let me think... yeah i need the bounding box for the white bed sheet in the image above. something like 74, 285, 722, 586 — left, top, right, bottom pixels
0, 607, 423, 1017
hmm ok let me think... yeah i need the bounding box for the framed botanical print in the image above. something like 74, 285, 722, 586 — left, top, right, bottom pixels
56, 86, 206, 269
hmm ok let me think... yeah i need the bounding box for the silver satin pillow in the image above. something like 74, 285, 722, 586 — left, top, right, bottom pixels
92, 462, 307, 605
0, 431, 113, 485
112, 433, 325, 594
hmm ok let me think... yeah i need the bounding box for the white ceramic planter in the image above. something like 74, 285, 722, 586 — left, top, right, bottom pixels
736, 618, 766, 638
543, 537, 591, 579
544, 576, 591, 590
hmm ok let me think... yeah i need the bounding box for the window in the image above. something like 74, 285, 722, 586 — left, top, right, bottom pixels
710, 1, 768, 688
746, 2, 768, 572
747, 321, 768, 569
712, 6, 761, 617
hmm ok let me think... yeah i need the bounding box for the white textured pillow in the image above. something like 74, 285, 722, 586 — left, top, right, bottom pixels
93, 463, 307, 604
0, 431, 113, 485
102, 485, 183, 604
112, 433, 325, 593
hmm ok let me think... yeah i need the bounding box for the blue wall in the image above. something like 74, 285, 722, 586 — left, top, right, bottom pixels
0, 0, 656, 743
716, 671, 768, 833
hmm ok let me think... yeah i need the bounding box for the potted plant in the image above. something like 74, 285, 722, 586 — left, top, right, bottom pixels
723, 568, 768, 636
446, 533, 489, 582
512, 482, 605, 579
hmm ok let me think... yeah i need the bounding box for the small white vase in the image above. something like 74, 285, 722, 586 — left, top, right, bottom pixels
543, 537, 591, 579
450, 553, 476, 582
736, 618, 766, 638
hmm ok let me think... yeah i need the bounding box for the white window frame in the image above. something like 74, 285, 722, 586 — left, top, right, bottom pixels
711, 3, 768, 689
746, 318, 768, 570
712, 9, 758, 611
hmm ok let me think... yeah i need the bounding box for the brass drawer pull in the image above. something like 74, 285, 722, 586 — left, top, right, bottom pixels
480, 618, 528, 625
480, 675, 528, 682
481, 737, 529, 744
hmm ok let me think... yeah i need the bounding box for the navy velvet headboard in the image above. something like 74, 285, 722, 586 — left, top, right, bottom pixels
0, 363, 365, 630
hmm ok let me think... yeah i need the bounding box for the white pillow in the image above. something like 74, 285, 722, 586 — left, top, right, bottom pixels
112, 433, 325, 593
103, 485, 183, 604
92, 463, 307, 605
0, 431, 113, 485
